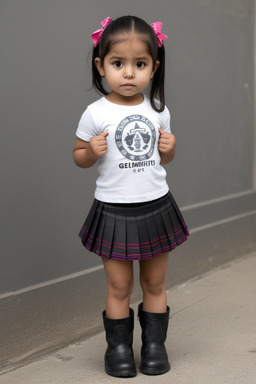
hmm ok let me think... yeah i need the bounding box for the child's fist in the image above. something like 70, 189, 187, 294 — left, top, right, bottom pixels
89, 131, 109, 158
158, 129, 176, 155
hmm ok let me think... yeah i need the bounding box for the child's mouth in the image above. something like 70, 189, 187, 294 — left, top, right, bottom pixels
122, 84, 135, 88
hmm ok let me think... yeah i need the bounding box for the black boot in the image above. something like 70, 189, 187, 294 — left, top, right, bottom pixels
102, 308, 137, 377
138, 303, 171, 375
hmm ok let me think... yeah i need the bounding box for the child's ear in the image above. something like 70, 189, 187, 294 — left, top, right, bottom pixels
94, 57, 105, 76
151, 60, 160, 78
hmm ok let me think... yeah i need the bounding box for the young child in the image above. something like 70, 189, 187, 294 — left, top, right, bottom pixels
73, 15, 189, 377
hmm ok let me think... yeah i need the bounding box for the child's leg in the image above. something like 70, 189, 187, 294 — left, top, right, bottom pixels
139, 253, 169, 313
102, 258, 134, 319
138, 253, 170, 375
102, 259, 136, 377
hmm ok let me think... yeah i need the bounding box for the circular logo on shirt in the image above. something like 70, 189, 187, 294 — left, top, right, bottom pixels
115, 115, 156, 161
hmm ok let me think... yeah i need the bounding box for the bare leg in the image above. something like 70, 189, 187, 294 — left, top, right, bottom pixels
102, 258, 134, 319
139, 253, 169, 313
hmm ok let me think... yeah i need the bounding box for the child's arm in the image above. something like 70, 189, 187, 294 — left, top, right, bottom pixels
73, 131, 108, 168
158, 129, 176, 165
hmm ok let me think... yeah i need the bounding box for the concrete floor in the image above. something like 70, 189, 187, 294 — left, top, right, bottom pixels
1, 252, 256, 384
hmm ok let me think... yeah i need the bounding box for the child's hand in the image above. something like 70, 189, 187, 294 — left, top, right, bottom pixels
158, 129, 176, 164
89, 131, 109, 159
73, 131, 108, 168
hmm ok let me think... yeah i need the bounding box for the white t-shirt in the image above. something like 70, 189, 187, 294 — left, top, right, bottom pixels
76, 96, 171, 203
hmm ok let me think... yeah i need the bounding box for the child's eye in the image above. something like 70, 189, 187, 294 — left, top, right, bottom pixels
113, 61, 122, 68
136, 62, 145, 68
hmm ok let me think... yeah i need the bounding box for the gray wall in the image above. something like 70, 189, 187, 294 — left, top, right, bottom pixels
1, 0, 256, 370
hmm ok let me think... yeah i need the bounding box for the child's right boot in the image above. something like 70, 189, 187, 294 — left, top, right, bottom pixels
102, 309, 137, 377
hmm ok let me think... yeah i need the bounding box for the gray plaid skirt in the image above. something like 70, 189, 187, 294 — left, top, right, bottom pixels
79, 191, 189, 261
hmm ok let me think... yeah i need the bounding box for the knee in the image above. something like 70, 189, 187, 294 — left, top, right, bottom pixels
140, 275, 165, 297
108, 278, 133, 301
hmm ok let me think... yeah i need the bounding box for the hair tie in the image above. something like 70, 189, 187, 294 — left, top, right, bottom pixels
91, 17, 113, 47
151, 22, 168, 47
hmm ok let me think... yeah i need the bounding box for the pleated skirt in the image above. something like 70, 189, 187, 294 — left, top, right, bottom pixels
79, 191, 189, 261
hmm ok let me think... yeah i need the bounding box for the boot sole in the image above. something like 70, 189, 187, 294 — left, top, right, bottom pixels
105, 366, 137, 377
139, 363, 170, 376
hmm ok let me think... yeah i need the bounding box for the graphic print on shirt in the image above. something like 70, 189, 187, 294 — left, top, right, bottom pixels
115, 115, 156, 162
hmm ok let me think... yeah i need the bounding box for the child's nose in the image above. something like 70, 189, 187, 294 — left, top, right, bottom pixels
123, 66, 135, 79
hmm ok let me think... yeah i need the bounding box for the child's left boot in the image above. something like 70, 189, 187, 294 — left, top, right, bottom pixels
138, 302, 171, 375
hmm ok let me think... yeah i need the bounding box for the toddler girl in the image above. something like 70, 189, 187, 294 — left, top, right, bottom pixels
73, 15, 189, 377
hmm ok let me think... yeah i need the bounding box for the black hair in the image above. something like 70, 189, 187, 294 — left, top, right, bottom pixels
92, 16, 166, 112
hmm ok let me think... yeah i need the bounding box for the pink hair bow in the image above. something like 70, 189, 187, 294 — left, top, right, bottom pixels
91, 17, 113, 47
151, 22, 168, 47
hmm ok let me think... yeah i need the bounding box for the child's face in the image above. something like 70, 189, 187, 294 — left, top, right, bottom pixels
95, 33, 159, 105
